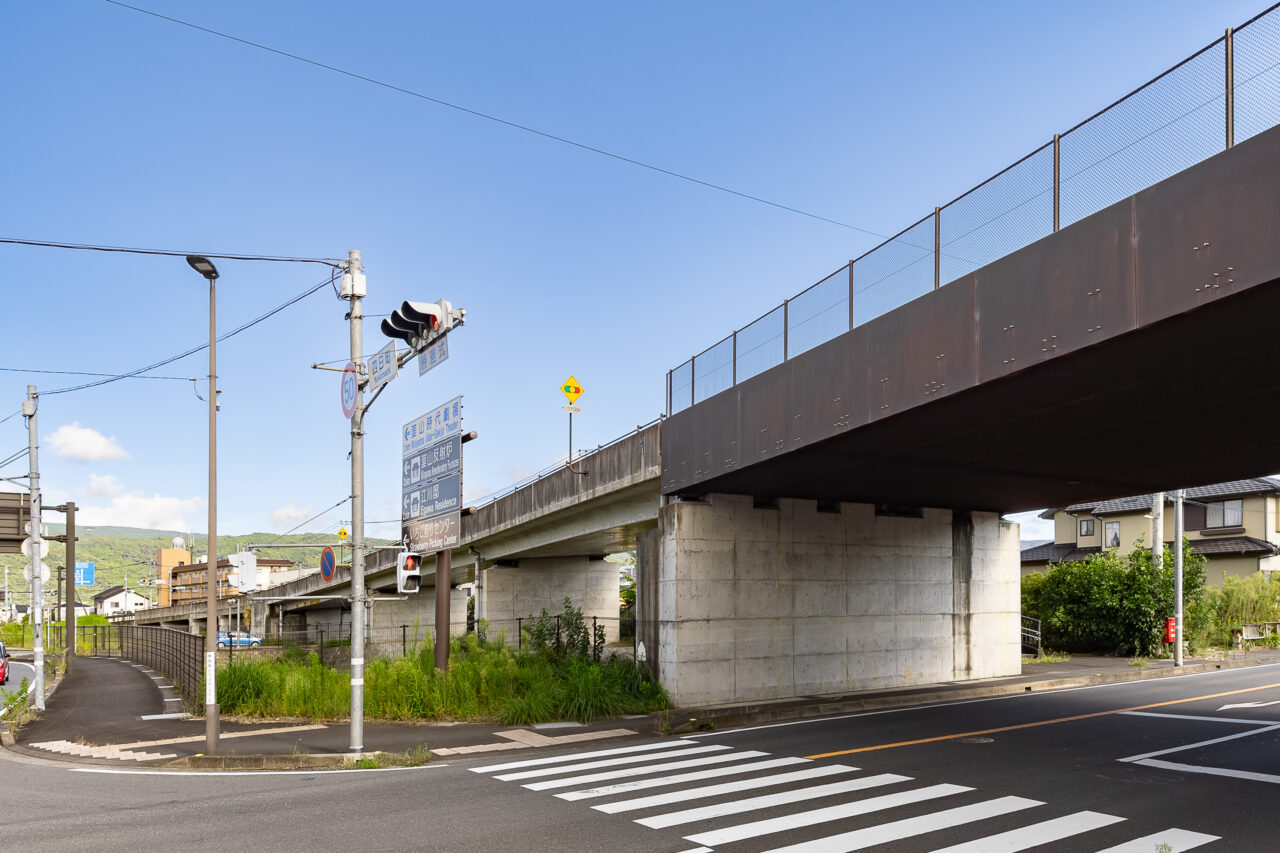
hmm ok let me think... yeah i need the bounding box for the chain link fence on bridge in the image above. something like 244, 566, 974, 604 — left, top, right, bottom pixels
669, 4, 1280, 412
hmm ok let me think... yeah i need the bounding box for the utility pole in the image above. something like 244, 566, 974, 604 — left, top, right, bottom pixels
1174, 489, 1185, 667
23, 385, 44, 710
344, 249, 368, 753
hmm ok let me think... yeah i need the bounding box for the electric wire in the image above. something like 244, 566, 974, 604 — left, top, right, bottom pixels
0, 367, 192, 382
261, 498, 350, 546
42, 276, 332, 395
102, 0, 879, 238
0, 237, 341, 268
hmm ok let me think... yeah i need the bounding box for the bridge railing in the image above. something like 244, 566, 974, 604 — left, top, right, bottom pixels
464, 420, 663, 536
668, 3, 1280, 414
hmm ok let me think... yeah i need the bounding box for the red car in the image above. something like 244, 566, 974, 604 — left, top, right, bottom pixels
0, 641, 9, 685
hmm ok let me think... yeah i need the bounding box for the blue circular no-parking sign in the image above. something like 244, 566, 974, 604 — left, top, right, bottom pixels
320, 546, 336, 582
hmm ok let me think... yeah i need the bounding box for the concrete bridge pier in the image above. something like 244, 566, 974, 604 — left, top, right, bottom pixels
649, 493, 1021, 707
480, 555, 621, 645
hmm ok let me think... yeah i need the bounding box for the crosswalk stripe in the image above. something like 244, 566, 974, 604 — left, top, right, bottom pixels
757, 796, 1044, 853
495, 745, 730, 781
639, 773, 913, 829
559, 757, 813, 802
592, 763, 862, 812
524, 751, 770, 791
684, 783, 974, 847
1093, 828, 1222, 852
925, 811, 1125, 852
471, 738, 699, 773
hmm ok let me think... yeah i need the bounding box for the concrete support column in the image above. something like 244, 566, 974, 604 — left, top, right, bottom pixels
655, 493, 1020, 707
480, 555, 621, 645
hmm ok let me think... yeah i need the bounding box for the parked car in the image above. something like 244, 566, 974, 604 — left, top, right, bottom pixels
0, 641, 9, 685
216, 630, 262, 649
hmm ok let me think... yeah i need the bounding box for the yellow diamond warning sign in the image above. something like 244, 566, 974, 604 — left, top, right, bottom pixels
560, 376, 584, 404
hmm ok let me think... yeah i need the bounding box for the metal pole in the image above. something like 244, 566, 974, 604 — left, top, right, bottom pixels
1151, 491, 1164, 621
933, 206, 941, 289
25, 385, 44, 710
569, 411, 573, 464
65, 502, 75, 663
205, 271, 220, 755
435, 550, 451, 671
1225, 28, 1234, 149
1174, 489, 1185, 666
347, 249, 368, 753
473, 552, 483, 639
782, 299, 789, 360
1053, 134, 1061, 232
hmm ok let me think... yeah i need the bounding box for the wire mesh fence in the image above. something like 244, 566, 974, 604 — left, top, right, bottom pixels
667, 5, 1280, 412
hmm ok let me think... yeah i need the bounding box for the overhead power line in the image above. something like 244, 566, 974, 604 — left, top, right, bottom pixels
43, 276, 333, 395
0, 237, 342, 267
102, 0, 881, 239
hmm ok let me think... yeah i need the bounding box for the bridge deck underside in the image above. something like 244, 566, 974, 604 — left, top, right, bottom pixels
663, 124, 1280, 513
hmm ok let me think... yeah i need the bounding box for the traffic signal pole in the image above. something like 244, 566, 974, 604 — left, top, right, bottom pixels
345, 249, 368, 753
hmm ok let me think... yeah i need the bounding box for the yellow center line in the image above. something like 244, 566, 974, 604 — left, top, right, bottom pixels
805, 681, 1280, 759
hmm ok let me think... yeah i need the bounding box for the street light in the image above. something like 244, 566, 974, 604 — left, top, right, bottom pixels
186, 254, 220, 755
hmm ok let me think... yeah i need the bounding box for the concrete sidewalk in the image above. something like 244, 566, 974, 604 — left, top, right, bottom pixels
4, 647, 1279, 770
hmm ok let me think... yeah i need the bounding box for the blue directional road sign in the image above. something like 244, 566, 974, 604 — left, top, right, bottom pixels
402, 435, 461, 490
74, 561, 95, 586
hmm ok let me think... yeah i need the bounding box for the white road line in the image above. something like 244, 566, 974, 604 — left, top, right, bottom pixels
524, 751, 769, 791
1121, 710, 1280, 726
471, 739, 699, 774
1132, 758, 1280, 785
559, 757, 811, 801
683, 783, 973, 847
686, 663, 1280, 739
638, 773, 912, 829
757, 796, 1043, 853
1118, 722, 1280, 762
71, 764, 451, 776
495, 745, 731, 781
925, 810, 1124, 852
592, 763, 859, 812
674, 848, 713, 853
1093, 827, 1222, 851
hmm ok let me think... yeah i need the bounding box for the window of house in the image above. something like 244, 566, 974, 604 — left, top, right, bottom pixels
1079, 519, 1095, 537
1206, 499, 1243, 528
1105, 521, 1121, 548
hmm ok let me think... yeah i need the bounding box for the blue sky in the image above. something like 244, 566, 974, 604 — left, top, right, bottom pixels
1, 0, 1266, 544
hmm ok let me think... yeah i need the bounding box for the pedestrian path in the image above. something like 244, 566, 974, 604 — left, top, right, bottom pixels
470, 739, 1222, 852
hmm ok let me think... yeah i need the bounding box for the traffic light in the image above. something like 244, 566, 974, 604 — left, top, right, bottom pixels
396, 551, 421, 594
382, 301, 443, 349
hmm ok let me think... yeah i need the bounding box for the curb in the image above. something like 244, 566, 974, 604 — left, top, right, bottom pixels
665, 655, 1274, 733
166, 753, 377, 770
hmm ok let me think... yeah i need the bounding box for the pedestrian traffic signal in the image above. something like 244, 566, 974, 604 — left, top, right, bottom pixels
396, 551, 421, 594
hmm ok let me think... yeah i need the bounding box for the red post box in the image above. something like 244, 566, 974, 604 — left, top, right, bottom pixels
1164, 617, 1177, 643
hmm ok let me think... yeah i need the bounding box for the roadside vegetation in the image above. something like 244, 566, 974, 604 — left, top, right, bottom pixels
215, 599, 666, 725
1023, 538, 1280, 656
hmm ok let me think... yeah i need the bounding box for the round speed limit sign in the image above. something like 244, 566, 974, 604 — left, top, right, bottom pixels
340, 362, 358, 418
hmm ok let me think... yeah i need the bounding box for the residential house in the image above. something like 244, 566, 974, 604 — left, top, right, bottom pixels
93, 586, 150, 617
168, 556, 297, 604
1021, 478, 1280, 583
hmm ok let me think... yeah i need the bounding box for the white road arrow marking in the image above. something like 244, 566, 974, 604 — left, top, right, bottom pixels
1217, 700, 1280, 711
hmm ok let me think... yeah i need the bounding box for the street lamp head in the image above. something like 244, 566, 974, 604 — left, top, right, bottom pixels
186, 255, 220, 281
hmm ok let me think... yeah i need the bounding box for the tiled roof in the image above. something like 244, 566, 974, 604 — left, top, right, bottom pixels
1021, 543, 1100, 563
1188, 536, 1279, 557
1063, 477, 1280, 517
1021, 536, 1278, 564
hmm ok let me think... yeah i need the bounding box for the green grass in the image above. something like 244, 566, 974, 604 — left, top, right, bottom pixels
215, 635, 667, 724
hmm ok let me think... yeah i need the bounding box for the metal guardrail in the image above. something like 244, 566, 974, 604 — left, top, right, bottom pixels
668, 4, 1280, 413
1021, 616, 1043, 656
466, 417, 664, 513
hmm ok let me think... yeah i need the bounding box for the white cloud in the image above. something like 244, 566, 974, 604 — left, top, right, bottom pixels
45, 423, 128, 462
84, 473, 125, 497
271, 503, 313, 533
1005, 510, 1054, 542
77, 493, 205, 531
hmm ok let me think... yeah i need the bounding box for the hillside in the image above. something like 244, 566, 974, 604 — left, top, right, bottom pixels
2, 526, 394, 606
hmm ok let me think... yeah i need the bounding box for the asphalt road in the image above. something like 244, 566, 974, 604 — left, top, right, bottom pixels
1, 663, 1277, 852
1, 661, 36, 703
